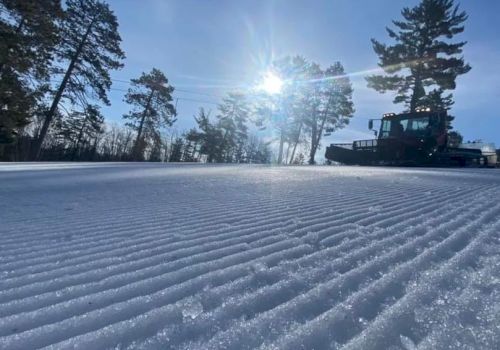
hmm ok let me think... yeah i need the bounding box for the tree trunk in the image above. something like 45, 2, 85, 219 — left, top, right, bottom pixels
122, 131, 132, 160
277, 128, 285, 164
91, 136, 98, 160
132, 90, 155, 160
310, 111, 329, 163
133, 114, 147, 160
290, 122, 303, 164
162, 142, 169, 162
409, 70, 423, 112
285, 142, 291, 164
309, 97, 333, 165
220, 129, 229, 163
308, 109, 318, 164
192, 141, 199, 160
33, 20, 95, 160
309, 144, 317, 165
71, 117, 88, 161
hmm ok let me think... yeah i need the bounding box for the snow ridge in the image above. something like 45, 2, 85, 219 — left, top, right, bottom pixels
0, 164, 499, 350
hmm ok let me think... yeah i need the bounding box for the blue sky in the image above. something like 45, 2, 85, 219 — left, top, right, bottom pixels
104, 0, 500, 146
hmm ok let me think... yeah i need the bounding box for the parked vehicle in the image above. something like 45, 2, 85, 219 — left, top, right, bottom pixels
325, 110, 497, 167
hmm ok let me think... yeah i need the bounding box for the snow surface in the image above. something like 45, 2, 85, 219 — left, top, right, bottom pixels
0, 163, 499, 350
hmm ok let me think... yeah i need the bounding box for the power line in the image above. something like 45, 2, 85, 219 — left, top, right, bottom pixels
109, 78, 131, 84
175, 97, 218, 105
49, 79, 220, 105
109, 77, 221, 98
106, 86, 218, 105
109, 86, 128, 92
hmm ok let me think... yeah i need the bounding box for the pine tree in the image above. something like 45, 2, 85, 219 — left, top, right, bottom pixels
268, 56, 310, 164
258, 56, 354, 165
305, 62, 354, 164
169, 137, 184, 162
32, 0, 124, 159
183, 128, 200, 162
254, 140, 272, 164
123, 68, 176, 160
58, 104, 104, 160
447, 130, 463, 148
0, 71, 34, 144
366, 0, 471, 112
193, 108, 224, 163
217, 92, 249, 162
0, 0, 62, 145
246, 57, 290, 163
148, 130, 162, 162
0, 0, 61, 78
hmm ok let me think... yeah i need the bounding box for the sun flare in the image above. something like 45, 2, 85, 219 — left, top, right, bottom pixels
259, 72, 283, 95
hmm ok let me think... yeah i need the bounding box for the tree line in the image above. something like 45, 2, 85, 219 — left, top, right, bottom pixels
0, 0, 470, 163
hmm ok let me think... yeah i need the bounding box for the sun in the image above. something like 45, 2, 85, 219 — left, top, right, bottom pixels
259, 72, 283, 95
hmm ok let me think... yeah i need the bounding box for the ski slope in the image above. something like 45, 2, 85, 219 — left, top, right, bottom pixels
0, 163, 499, 350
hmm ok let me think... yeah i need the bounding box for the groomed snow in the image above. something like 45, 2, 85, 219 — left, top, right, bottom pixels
0, 163, 499, 350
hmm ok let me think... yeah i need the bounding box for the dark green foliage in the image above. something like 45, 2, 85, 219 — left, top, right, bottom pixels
169, 137, 184, 162
366, 0, 471, 112
123, 68, 176, 160
447, 130, 463, 148
0, 0, 62, 145
244, 135, 272, 164
193, 108, 224, 163
182, 128, 200, 162
56, 105, 104, 160
304, 62, 354, 164
33, 0, 125, 159
257, 56, 354, 164
216, 92, 250, 162
0, 0, 61, 79
148, 131, 162, 162
0, 72, 35, 143
191, 107, 271, 164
